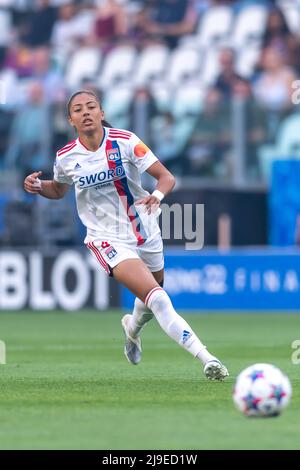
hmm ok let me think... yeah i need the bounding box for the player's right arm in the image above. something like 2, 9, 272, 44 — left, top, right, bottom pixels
24, 171, 69, 199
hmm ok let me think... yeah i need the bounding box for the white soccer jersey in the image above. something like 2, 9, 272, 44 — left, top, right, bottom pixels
53, 127, 161, 246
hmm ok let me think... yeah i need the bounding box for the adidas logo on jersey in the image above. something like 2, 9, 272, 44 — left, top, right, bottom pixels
74, 163, 81, 170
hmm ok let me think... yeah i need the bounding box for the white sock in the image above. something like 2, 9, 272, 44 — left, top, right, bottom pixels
145, 287, 216, 364
129, 297, 154, 338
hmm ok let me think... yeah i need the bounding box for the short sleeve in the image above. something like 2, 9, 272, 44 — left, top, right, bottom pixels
53, 156, 73, 185
127, 133, 158, 173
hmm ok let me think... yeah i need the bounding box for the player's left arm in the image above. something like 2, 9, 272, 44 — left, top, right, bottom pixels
136, 161, 175, 214
146, 161, 176, 196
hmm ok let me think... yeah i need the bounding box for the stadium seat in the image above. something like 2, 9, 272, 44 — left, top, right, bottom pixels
166, 86, 204, 156
232, 5, 268, 49
278, 0, 300, 35
0, 68, 19, 107
103, 86, 133, 129
134, 44, 169, 87
166, 47, 201, 87
0, 9, 12, 47
65, 47, 102, 90
258, 113, 300, 180
150, 83, 171, 112
236, 46, 261, 78
173, 117, 198, 155
98, 46, 137, 90
171, 86, 205, 118
180, 6, 233, 49
201, 48, 220, 87
196, 6, 233, 48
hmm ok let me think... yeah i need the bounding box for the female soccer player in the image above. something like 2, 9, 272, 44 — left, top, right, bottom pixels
24, 90, 228, 381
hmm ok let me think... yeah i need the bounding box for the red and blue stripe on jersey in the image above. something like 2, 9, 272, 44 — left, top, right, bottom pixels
108, 129, 131, 140
105, 138, 147, 246
57, 140, 76, 157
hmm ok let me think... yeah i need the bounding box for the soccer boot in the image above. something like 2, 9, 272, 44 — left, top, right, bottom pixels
121, 314, 142, 365
204, 359, 229, 381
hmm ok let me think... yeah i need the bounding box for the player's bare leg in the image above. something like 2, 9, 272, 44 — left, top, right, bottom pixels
119, 268, 163, 364
116, 259, 157, 365
114, 259, 228, 379
127, 268, 163, 331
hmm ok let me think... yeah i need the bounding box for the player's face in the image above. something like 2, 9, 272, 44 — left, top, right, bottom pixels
68, 94, 104, 134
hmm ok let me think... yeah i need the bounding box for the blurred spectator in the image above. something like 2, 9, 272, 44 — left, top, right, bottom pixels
0, 6, 12, 48
0, 45, 21, 108
22, 0, 57, 48
232, 79, 268, 178
31, 46, 64, 103
262, 8, 291, 54
0, 107, 14, 168
4, 42, 34, 77
0, 46, 5, 68
262, 8, 300, 73
129, 87, 157, 144
127, 4, 151, 47
94, 0, 128, 50
51, 99, 73, 152
253, 46, 296, 113
72, 1, 96, 43
214, 48, 249, 100
151, 111, 181, 173
4, 81, 51, 175
144, 0, 198, 49
185, 88, 230, 176
51, 2, 96, 61
51, 2, 78, 57
186, 81, 267, 178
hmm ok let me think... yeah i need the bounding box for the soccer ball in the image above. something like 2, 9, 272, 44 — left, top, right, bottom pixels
233, 363, 292, 417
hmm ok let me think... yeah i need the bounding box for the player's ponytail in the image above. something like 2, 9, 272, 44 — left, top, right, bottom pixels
101, 119, 113, 128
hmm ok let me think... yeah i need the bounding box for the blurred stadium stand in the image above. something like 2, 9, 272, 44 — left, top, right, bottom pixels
0, 0, 300, 248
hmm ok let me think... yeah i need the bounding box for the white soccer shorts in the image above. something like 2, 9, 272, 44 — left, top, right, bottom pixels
87, 235, 164, 276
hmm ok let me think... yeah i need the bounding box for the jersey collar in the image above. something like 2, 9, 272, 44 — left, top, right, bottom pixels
77, 127, 106, 153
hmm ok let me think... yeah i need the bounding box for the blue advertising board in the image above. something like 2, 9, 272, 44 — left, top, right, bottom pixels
270, 160, 300, 246
121, 249, 300, 310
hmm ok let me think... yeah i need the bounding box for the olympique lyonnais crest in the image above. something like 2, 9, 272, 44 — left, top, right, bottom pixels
105, 245, 117, 259
107, 148, 121, 162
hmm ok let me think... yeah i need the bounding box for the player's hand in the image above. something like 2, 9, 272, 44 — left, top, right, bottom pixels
136, 195, 160, 215
24, 171, 43, 194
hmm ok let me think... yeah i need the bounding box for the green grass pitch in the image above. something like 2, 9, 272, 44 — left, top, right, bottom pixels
0, 310, 299, 450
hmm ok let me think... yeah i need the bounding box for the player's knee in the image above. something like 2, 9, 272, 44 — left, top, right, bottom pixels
145, 286, 172, 311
